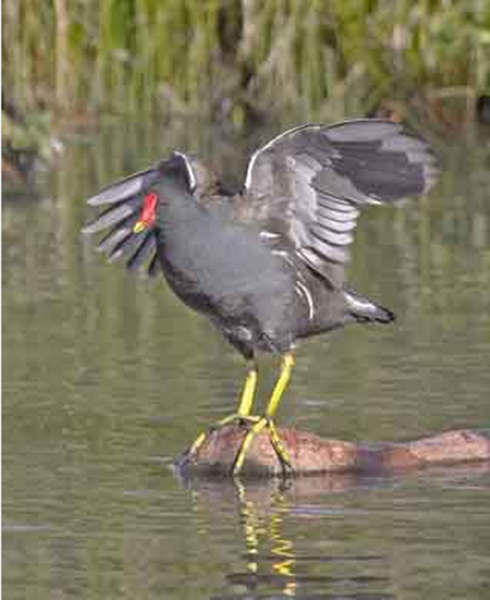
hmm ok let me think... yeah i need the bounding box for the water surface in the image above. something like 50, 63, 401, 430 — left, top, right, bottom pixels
3, 121, 490, 599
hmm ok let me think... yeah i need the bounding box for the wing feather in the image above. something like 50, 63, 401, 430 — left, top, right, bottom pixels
87, 167, 158, 206
126, 232, 157, 272
147, 253, 160, 278
244, 119, 438, 286
83, 166, 161, 277
95, 217, 136, 254
82, 200, 139, 234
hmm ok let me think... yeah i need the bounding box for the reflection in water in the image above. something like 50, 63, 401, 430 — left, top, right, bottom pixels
180, 461, 490, 600
3, 121, 490, 600
183, 474, 397, 600
237, 480, 298, 596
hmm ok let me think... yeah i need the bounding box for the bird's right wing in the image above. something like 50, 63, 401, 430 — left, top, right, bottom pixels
82, 166, 162, 276
242, 119, 439, 287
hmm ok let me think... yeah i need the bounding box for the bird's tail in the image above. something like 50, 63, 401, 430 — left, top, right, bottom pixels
344, 289, 395, 324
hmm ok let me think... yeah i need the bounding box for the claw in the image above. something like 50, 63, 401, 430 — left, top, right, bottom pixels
188, 353, 294, 476
268, 419, 292, 472
232, 417, 292, 477
188, 431, 208, 457
188, 413, 261, 457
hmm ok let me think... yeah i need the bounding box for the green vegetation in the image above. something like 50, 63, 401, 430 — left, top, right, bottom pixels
2, 0, 490, 124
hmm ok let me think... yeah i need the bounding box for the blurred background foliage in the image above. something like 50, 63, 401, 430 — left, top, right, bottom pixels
3, 9, 490, 595
2, 0, 490, 183
3, 0, 490, 121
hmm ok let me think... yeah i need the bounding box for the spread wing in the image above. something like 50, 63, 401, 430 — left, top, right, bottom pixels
82, 152, 197, 277
82, 166, 162, 276
243, 119, 439, 287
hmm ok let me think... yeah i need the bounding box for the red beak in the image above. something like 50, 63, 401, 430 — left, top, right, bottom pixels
133, 192, 158, 233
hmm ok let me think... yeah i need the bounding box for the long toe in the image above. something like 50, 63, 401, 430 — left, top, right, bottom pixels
267, 419, 293, 474
232, 417, 269, 476
189, 413, 262, 458
231, 417, 293, 477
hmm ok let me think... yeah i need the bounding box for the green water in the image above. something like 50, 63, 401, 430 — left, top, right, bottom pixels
3, 121, 490, 599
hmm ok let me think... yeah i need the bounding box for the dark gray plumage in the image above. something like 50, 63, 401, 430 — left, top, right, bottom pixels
82, 118, 439, 475
83, 119, 438, 359
242, 119, 438, 287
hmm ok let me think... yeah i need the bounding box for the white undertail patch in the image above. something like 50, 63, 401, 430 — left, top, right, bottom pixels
344, 291, 375, 313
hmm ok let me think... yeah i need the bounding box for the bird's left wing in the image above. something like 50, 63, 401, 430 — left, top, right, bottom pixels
242, 119, 438, 287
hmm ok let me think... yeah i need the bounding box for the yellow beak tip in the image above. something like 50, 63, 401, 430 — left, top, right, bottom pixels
133, 222, 145, 234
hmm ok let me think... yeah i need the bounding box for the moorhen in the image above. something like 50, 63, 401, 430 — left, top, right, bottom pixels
83, 119, 438, 475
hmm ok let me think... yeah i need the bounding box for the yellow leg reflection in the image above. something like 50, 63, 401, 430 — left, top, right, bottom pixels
235, 479, 297, 596
269, 494, 297, 596
236, 480, 263, 575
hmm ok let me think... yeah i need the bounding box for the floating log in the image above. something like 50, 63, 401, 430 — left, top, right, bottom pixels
176, 424, 490, 478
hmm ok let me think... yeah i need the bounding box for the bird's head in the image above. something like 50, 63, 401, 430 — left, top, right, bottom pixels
133, 151, 209, 233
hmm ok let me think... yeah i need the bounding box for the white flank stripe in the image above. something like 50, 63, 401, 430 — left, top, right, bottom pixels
260, 231, 280, 239
295, 281, 315, 320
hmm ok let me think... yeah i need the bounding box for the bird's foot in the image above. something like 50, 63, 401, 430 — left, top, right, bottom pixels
232, 416, 292, 477
188, 413, 261, 457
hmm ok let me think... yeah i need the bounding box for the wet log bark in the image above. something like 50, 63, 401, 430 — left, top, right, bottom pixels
176, 424, 490, 479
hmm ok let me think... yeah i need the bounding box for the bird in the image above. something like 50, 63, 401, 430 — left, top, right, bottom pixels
82, 119, 438, 476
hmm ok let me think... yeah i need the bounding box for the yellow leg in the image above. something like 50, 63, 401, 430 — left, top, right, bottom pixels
238, 367, 258, 417
233, 353, 295, 476
189, 363, 258, 456
266, 353, 295, 418
232, 417, 269, 474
